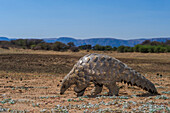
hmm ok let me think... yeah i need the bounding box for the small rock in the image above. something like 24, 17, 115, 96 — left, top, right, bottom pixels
19, 90, 22, 93
119, 85, 124, 88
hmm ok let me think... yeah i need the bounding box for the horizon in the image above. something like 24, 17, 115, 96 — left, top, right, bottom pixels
1, 36, 170, 41
0, 0, 170, 39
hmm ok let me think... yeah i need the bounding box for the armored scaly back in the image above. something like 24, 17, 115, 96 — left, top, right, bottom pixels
60, 53, 158, 96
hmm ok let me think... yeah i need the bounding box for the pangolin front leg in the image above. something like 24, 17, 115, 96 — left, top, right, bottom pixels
77, 89, 86, 97
91, 83, 103, 96
74, 83, 89, 97
105, 82, 119, 96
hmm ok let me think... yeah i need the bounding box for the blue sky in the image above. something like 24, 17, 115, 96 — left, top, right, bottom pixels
0, 0, 170, 39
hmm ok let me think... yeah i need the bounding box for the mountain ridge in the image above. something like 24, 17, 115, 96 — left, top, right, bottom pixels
43, 37, 170, 47
1, 37, 170, 47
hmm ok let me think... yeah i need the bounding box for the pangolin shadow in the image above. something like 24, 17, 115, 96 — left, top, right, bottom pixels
81, 93, 160, 98
136, 92, 160, 97
83, 94, 131, 98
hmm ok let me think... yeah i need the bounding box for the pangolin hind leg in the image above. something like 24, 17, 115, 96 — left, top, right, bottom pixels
91, 83, 103, 96
105, 82, 119, 96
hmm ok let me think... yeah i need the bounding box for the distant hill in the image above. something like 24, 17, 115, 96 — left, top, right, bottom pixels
43, 37, 170, 47
0, 37, 10, 41
1, 37, 170, 47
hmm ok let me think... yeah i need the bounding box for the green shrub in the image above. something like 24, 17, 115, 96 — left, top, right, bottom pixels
22, 46, 26, 49
124, 47, 129, 52
134, 45, 141, 52
167, 46, 170, 52
124, 48, 128, 52
141, 40, 151, 45
67, 42, 75, 48
117, 46, 134, 52
93, 44, 105, 51
128, 47, 134, 52
33, 45, 42, 50
117, 46, 125, 53
112, 47, 117, 51
139, 46, 149, 53
31, 45, 36, 49
11, 39, 44, 49
148, 46, 155, 53
160, 47, 167, 53
70, 47, 79, 52
154, 46, 161, 53
79, 45, 92, 50
1, 46, 9, 49
105, 45, 112, 51
150, 41, 162, 46
52, 42, 68, 51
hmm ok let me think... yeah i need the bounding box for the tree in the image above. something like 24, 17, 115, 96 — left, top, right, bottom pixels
134, 45, 141, 52
67, 42, 75, 48
70, 47, 79, 52
167, 46, 170, 52
27, 39, 44, 48
117, 46, 125, 53
124, 47, 129, 52
52, 41, 68, 51
150, 41, 161, 46
160, 47, 167, 53
32, 45, 42, 50
128, 47, 134, 52
148, 46, 155, 53
141, 40, 151, 45
112, 47, 117, 51
165, 40, 170, 46
0, 41, 12, 48
105, 45, 112, 51
79, 45, 92, 50
10, 39, 44, 49
93, 44, 105, 51
139, 46, 149, 53
40, 43, 51, 50
154, 46, 161, 53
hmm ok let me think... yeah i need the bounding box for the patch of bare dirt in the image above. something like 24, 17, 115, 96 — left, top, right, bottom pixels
0, 54, 80, 74
0, 51, 170, 112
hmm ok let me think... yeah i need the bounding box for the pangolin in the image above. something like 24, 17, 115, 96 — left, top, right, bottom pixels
60, 53, 158, 96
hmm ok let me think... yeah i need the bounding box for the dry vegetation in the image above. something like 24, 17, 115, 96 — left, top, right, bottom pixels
0, 48, 170, 112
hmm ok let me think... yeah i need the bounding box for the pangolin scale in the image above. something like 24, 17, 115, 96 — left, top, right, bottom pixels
60, 53, 158, 96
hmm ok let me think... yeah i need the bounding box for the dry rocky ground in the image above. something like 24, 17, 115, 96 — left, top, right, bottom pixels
0, 48, 169, 112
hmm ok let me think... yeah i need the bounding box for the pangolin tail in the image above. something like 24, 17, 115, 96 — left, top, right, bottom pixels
119, 66, 158, 94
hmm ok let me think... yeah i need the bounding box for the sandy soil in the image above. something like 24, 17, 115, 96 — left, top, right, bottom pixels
0, 49, 169, 112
